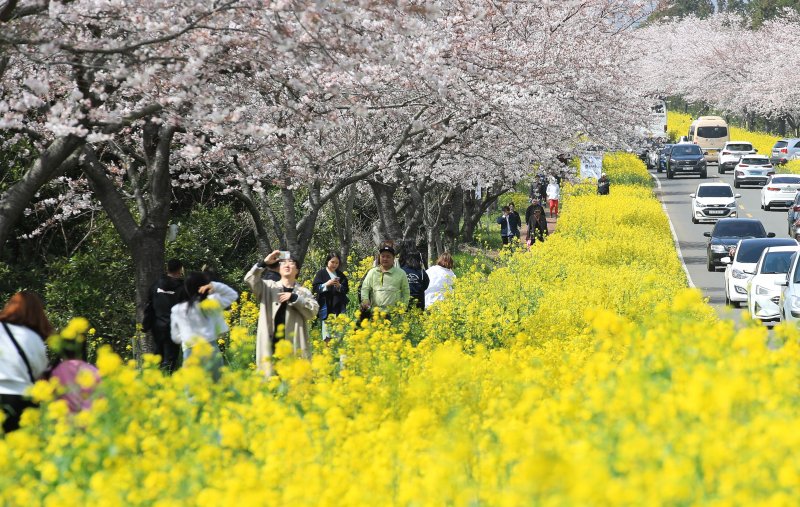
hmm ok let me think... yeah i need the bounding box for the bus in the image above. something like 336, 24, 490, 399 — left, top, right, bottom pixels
647, 100, 667, 139
688, 116, 729, 163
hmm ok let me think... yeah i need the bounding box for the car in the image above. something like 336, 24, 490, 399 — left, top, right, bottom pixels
723, 237, 799, 307
760, 174, 800, 211
779, 250, 800, 323
690, 182, 740, 224
770, 138, 800, 166
733, 154, 774, 188
747, 246, 799, 324
718, 141, 756, 174
704, 218, 773, 272
656, 144, 673, 173
666, 143, 707, 179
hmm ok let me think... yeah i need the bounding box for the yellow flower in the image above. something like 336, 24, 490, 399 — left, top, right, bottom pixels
28, 379, 57, 403
96, 345, 122, 375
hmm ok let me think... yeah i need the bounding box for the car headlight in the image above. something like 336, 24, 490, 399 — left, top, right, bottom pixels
755, 285, 775, 296
670, 159, 677, 164
791, 295, 800, 310
711, 245, 727, 253
732, 269, 749, 279
727, 202, 736, 208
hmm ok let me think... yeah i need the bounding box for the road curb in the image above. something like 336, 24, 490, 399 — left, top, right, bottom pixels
651, 172, 696, 288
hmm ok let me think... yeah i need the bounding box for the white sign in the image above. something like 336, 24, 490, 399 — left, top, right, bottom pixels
580, 153, 603, 180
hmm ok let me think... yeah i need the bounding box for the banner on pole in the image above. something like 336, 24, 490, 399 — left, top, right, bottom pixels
580, 153, 603, 180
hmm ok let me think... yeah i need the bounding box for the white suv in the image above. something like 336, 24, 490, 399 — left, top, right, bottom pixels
718, 141, 756, 174
690, 182, 740, 224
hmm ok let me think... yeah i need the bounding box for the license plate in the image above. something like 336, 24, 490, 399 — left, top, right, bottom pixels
707, 210, 725, 215
681, 167, 694, 171
748, 171, 764, 175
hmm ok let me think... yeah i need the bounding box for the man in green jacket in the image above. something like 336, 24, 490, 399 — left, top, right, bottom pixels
360, 244, 410, 315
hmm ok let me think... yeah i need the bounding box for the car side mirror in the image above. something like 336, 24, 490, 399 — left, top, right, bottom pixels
734, 194, 742, 198
690, 193, 696, 198
721, 257, 732, 265
751, 150, 757, 154
776, 277, 789, 287
703, 232, 711, 237
768, 232, 776, 238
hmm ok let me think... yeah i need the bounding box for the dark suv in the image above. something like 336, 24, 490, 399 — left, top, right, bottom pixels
666, 144, 707, 179
704, 218, 774, 271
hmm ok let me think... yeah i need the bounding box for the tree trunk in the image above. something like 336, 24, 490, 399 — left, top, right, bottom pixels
0, 135, 83, 254
332, 184, 356, 270
131, 231, 167, 358
369, 180, 403, 242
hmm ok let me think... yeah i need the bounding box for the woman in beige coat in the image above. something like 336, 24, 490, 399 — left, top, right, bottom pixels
245, 250, 319, 376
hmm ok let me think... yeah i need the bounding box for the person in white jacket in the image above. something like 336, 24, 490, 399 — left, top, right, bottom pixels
0, 291, 52, 432
546, 177, 561, 218
170, 272, 238, 380
424, 252, 457, 308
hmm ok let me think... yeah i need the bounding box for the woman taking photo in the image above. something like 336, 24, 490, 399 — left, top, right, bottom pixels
0, 291, 52, 433
312, 252, 349, 341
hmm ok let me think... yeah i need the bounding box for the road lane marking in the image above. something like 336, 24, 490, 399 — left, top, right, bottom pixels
747, 213, 753, 217
650, 172, 695, 288
739, 204, 745, 209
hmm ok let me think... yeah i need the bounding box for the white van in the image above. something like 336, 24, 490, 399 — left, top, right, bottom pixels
688, 116, 730, 164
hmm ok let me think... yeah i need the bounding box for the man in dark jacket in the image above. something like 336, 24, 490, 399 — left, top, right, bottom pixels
525, 197, 546, 230
145, 259, 187, 373
496, 206, 521, 246
597, 173, 610, 195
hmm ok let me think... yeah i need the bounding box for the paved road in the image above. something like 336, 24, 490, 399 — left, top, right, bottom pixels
652, 164, 794, 321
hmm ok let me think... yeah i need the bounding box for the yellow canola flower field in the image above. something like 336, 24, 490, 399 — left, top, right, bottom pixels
7, 154, 800, 505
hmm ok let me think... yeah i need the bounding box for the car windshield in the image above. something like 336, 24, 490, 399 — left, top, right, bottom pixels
697, 126, 728, 138
738, 240, 797, 263
713, 221, 765, 238
672, 145, 702, 156
761, 251, 795, 274
770, 177, 800, 184
727, 144, 752, 151
741, 157, 769, 165
697, 186, 733, 198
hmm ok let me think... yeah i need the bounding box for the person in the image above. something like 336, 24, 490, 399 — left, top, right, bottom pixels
508, 203, 522, 240
546, 177, 560, 218
597, 173, 610, 195
495, 206, 520, 246
425, 252, 457, 308
170, 272, 238, 381
49, 331, 100, 414
0, 291, 52, 433
144, 259, 187, 373
360, 244, 410, 316
525, 198, 546, 230
245, 251, 319, 376
400, 249, 430, 310
311, 252, 349, 341
528, 207, 549, 245
537, 176, 548, 203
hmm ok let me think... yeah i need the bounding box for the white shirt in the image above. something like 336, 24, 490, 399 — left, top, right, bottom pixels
170, 282, 238, 350
424, 265, 457, 308
546, 183, 560, 200
0, 323, 48, 395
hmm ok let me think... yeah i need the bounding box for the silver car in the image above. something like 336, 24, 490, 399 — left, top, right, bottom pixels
771, 138, 800, 165
733, 155, 774, 188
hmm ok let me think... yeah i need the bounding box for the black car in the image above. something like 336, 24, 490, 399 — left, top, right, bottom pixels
666, 144, 707, 179
704, 218, 774, 271
657, 144, 674, 173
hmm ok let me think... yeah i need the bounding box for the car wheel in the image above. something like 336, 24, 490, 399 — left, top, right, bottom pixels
707, 257, 715, 271
725, 293, 731, 306
719, 166, 725, 174
700, 171, 707, 178
734, 180, 740, 188
765, 202, 771, 211
667, 170, 673, 180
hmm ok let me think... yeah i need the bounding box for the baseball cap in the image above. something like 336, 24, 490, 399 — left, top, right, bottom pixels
379, 245, 396, 255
